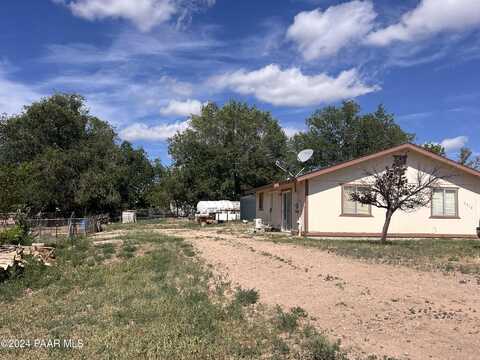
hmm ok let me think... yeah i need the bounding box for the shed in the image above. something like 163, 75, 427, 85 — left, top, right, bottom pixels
240, 195, 256, 221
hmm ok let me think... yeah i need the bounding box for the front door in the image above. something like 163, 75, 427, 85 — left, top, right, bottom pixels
282, 191, 292, 232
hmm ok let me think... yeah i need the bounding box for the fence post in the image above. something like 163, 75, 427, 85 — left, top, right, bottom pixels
68, 212, 75, 241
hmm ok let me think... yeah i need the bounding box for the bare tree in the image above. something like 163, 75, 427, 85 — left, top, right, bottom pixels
458, 147, 480, 170
351, 155, 447, 243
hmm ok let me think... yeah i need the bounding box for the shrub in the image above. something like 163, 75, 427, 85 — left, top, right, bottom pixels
119, 241, 137, 259
0, 225, 31, 246
272, 337, 290, 355
291, 306, 308, 318
234, 287, 259, 306
275, 306, 300, 333
307, 336, 347, 360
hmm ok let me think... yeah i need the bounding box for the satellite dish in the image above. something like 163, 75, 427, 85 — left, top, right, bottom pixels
297, 149, 314, 163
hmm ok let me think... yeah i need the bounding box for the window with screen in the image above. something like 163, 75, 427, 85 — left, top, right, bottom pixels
432, 188, 458, 217
342, 185, 371, 216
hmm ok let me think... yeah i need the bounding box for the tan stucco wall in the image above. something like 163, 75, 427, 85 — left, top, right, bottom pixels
305, 151, 480, 236
256, 190, 282, 229
255, 181, 305, 232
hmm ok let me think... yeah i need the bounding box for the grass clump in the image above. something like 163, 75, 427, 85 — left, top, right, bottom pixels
119, 241, 137, 259
257, 236, 480, 274
307, 336, 347, 360
234, 287, 259, 306
180, 242, 196, 257
274, 306, 308, 333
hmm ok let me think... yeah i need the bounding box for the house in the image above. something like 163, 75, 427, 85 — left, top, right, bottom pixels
254, 143, 480, 238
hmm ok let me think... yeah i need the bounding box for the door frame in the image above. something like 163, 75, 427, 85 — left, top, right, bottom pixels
281, 190, 293, 232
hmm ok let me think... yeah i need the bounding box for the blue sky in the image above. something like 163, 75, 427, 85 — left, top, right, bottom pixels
1, 0, 480, 163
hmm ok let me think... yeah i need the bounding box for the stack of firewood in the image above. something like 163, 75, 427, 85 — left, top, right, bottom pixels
0, 243, 55, 276
0, 245, 24, 272
22, 243, 56, 266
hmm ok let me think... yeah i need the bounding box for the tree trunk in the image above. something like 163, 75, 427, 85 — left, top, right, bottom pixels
381, 210, 393, 243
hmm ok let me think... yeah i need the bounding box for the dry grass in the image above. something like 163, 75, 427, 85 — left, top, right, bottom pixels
0, 228, 353, 360
257, 234, 480, 275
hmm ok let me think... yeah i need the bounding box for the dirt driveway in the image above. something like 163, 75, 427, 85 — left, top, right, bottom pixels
153, 227, 480, 360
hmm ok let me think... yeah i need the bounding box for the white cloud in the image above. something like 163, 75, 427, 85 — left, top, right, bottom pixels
42, 67, 196, 126
210, 64, 379, 107
43, 25, 220, 66
56, 0, 215, 32
119, 120, 189, 141
287, 1, 376, 60
440, 136, 468, 152
0, 64, 44, 115
366, 0, 480, 46
160, 99, 203, 116
397, 111, 433, 122
65, 0, 176, 31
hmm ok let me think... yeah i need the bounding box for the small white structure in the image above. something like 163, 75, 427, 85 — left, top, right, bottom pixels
254, 218, 264, 230
196, 201, 240, 222
122, 210, 137, 224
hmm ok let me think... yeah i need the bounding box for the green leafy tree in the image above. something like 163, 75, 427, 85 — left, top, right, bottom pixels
146, 160, 170, 210
423, 142, 446, 156
153, 167, 198, 216
0, 164, 31, 213
168, 101, 288, 205
0, 93, 154, 215
117, 142, 155, 209
291, 101, 414, 172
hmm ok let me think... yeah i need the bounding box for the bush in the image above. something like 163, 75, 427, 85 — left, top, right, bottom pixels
307, 336, 347, 360
275, 306, 300, 333
0, 225, 31, 246
234, 287, 259, 306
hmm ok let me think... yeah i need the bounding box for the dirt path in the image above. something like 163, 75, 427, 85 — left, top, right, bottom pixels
154, 228, 480, 360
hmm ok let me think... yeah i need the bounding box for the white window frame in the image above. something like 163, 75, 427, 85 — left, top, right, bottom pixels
341, 184, 372, 217
431, 187, 459, 218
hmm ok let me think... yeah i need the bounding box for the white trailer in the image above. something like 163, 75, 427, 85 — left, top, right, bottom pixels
195, 201, 240, 223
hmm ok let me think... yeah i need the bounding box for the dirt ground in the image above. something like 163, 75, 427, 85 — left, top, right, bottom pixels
150, 226, 480, 360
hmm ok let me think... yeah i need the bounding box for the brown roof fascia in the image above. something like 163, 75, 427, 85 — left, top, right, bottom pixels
248, 179, 295, 194
297, 143, 480, 182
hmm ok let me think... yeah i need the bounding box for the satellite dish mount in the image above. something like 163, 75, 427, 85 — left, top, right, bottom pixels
275, 149, 314, 179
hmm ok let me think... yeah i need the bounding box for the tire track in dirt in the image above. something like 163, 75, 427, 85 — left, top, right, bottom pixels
154, 228, 480, 360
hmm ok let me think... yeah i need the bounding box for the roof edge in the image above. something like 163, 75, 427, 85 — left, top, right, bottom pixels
248, 143, 480, 193
297, 143, 480, 182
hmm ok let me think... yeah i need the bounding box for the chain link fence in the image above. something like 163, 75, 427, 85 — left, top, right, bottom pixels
27, 215, 109, 240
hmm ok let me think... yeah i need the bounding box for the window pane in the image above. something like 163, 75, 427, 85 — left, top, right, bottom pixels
356, 186, 370, 214
444, 190, 457, 216
343, 186, 356, 214
432, 189, 444, 216
357, 202, 370, 215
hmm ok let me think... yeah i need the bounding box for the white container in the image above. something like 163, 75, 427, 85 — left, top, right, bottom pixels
122, 210, 137, 224
254, 218, 263, 230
